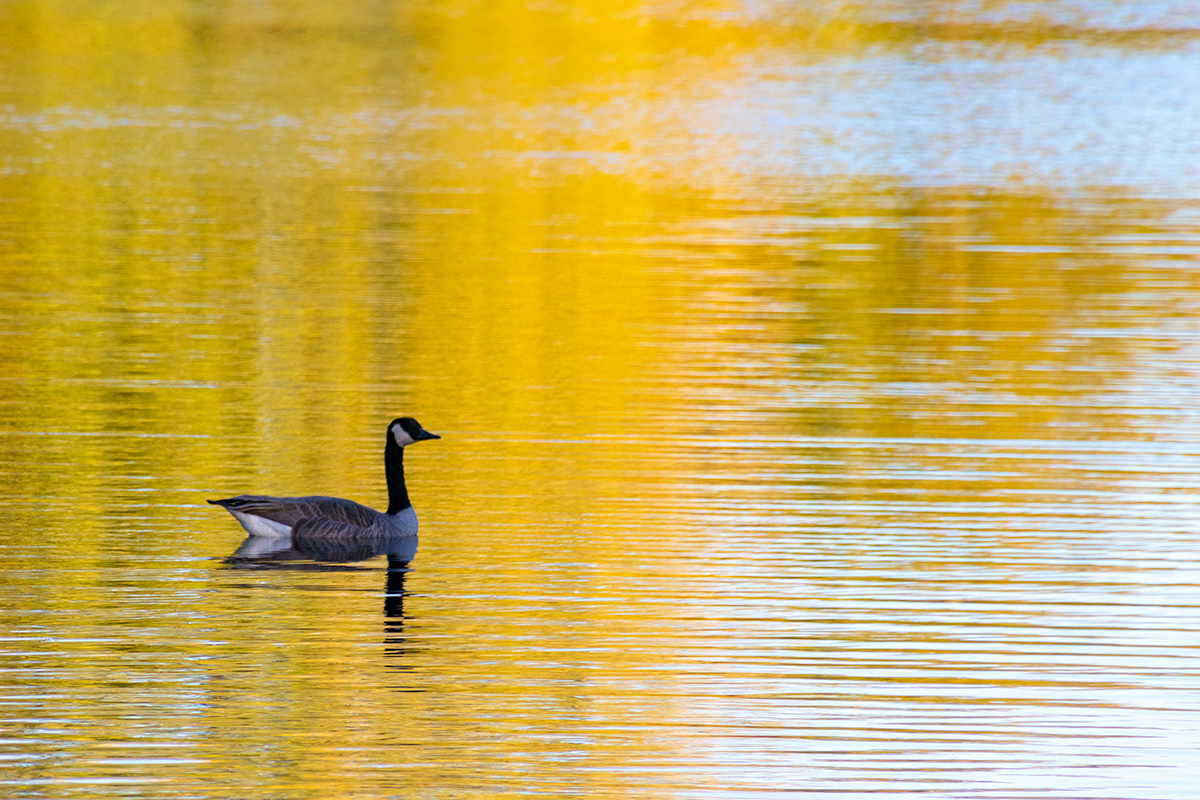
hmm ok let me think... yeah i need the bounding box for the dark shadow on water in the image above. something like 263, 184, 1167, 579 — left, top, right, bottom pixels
223, 532, 418, 568
383, 559, 412, 668
222, 533, 417, 671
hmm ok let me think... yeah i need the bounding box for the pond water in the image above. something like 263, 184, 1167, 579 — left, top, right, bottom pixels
2, 1, 1200, 797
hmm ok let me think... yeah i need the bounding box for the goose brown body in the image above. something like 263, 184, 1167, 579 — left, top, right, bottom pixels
208, 417, 439, 541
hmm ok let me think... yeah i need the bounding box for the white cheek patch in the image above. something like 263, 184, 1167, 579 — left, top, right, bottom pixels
392, 425, 415, 447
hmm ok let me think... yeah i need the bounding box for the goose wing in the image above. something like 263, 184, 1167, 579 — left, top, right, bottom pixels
207, 495, 383, 531
292, 515, 388, 542
290, 519, 396, 558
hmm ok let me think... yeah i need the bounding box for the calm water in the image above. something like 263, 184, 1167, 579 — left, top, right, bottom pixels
3, 1, 1200, 797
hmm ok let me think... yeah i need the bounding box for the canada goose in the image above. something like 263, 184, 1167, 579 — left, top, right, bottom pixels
209, 417, 440, 541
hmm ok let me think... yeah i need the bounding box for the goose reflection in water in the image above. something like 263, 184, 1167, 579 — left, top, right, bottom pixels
223, 532, 415, 661
225, 530, 418, 566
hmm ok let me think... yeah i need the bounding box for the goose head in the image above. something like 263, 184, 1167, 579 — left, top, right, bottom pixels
389, 417, 441, 447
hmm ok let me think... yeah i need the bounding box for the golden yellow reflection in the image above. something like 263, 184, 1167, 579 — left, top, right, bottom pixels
2, 0, 1200, 797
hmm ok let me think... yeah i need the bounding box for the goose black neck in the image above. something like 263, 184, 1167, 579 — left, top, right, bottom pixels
384, 439, 411, 514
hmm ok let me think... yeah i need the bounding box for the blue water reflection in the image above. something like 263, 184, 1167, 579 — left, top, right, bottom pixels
1, 0, 1200, 798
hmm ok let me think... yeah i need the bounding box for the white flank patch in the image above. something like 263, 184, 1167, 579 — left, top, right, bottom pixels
229, 510, 293, 539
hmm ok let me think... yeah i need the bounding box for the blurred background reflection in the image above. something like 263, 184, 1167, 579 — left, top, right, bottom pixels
2, 1, 1200, 797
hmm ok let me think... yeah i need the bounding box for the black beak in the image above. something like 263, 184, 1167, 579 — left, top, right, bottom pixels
416, 429, 441, 441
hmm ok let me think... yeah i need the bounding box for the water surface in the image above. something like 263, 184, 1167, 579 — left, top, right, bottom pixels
2, 1, 1200, 797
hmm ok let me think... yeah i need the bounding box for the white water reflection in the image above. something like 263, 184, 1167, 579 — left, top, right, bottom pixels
1, 0, 1200, 798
